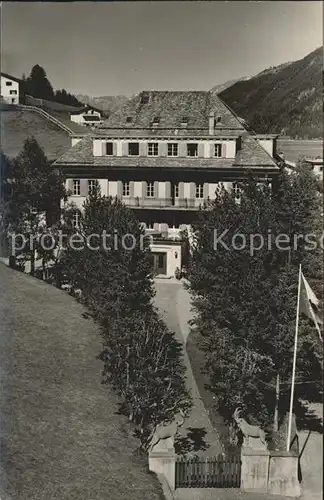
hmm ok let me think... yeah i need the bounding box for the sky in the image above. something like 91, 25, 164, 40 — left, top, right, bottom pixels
1, 1, 322, 97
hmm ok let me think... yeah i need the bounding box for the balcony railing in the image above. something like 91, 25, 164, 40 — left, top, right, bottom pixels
122, 196, 208, 210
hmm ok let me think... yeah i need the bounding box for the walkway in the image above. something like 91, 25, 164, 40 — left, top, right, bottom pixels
154, 279, 224, 457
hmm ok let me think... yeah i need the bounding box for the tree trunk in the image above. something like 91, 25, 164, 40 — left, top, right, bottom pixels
30, 248, 35, 276
273, 373, 280, 432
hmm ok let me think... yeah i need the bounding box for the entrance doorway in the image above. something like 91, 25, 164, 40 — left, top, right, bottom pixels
153, 252, 167, 275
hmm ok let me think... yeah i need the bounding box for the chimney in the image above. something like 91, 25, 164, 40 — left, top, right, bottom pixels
208, 111, 215, 135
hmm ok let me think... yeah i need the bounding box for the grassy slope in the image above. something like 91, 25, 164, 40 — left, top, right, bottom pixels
219, 47, 322, 139
0, 107, 71, 161
0, 264, 163, 500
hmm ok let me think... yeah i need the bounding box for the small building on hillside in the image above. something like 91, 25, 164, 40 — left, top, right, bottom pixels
0, 72, 21, 105
70, 105, 103, 127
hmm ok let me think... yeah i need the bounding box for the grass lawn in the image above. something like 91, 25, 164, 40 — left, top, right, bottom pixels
0, 107, 71, 161
0, 264, 164, 500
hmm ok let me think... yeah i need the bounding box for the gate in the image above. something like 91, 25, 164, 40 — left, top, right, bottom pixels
175, 454, 241, 488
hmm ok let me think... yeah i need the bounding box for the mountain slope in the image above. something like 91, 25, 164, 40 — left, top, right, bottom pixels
218, 47, 322, 139
75, 94, 128, 113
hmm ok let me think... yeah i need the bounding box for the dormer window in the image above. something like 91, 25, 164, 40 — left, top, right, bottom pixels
152, 116, 160, 125
126, 116, 133, 123
181, 117, 188, 126
215, 115, 222, 123
140, 92, 149, 104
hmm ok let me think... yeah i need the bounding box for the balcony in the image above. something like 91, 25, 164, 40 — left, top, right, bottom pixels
122, 196, 209, 210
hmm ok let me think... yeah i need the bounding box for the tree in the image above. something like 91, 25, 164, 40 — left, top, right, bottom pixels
188, 168, 322, 437
3, 137, 66, 274
26, 64, 55, 100
58, 185, 192, 444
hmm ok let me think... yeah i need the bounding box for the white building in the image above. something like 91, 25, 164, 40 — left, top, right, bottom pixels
0, 72, 20, 104
70, 105, 103, 127
55, 90, 280, 278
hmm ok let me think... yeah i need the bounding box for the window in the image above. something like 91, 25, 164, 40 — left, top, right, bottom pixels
140, 93, 149, 104
148, 143, 159, 156
174, 183, 179, 198
195, 183, 204, 199
181, 116, 188, 124
9, 90, 17, 95
216, 115, 222, 123
214, 144, 222, 157
233, 183, 241, 200
146, 182, 155, 198
167, 143, 178, 156
88, 180, 96, 195
126, 116, 133, 123
72, 212, 81, 228
128, 142, 139, 156
320, 166, 323, 172
73, 179, 80, 196
5, 81, 12, 86
105, 142, 113, 155
152, 117, 160, 125
187, 143, 198, 157
123, 181, 130, 197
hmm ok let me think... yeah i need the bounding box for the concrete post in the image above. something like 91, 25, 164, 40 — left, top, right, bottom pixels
268, 451, 301, 497
148, 437, 176, 491
241, 447, 270, 493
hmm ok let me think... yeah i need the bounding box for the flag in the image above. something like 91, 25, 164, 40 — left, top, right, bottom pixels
300, 271, 323, 341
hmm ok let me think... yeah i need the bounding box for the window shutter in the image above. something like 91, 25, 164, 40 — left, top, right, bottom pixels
203, 183, 209, 199
117, 181, 123, 198
67, 179, 73, 194
165, 181, 171, 198
113, 142, 117, 156
122, 142, 128, 156
198, 143, 204, 157
129, 181, 135, 198
210, 143, 215, 157
142, 181, 147, 199
79, 179, 87, 196
139, 142, 147, 156
179, 142, 187, 157
159, 142, 167, 157
153, 223, 160, 231
179, 182, 184, 199
190, 182, 195, 200
222, 142, 227, 158
154, 181, 159, 199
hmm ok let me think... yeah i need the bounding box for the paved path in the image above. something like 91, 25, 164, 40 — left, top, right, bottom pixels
154, 280, 224, 457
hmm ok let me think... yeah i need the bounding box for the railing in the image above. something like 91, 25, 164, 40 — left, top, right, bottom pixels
14, 102, 75, 135
175, 454, 241, 489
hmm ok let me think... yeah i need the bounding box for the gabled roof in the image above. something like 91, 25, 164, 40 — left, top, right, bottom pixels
99, 91, 245, 132
70, 104, 102, 115
1, 72, 22, 84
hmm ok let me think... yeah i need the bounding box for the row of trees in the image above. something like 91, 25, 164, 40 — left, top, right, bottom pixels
187, 163, 323, 439
21, 65, 83, 106
57, 186, 191, 444
0, 139, 191, 447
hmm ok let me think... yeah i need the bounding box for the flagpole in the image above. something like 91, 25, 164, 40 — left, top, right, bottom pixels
286, 264, 302, 451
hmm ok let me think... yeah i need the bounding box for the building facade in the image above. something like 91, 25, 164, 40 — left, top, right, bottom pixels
70, 105, 103, 127
55, 91, 280, 277
0, 72, 20, 104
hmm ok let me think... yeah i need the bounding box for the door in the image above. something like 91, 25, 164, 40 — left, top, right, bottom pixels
153, 252, 167, 275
